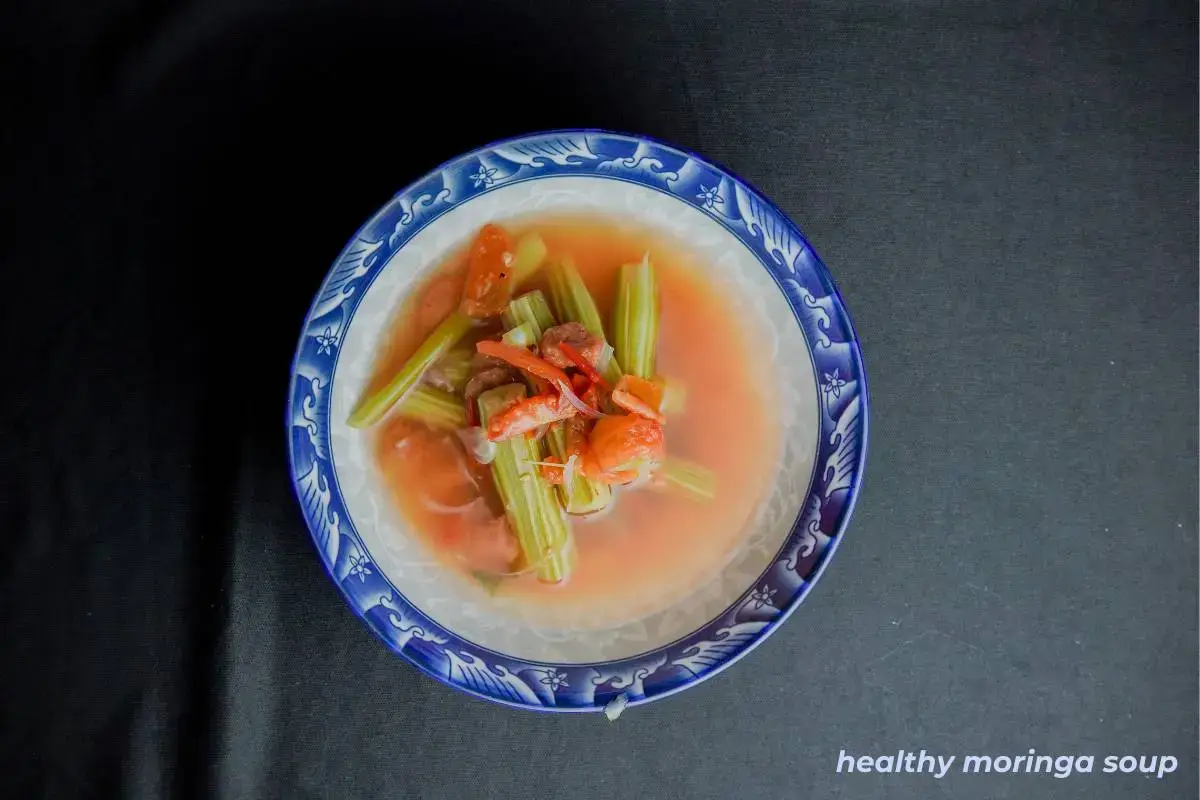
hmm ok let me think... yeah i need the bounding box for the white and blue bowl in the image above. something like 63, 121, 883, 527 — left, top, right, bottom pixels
287, 130, 868, 712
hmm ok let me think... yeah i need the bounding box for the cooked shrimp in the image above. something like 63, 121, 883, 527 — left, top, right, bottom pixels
611, 375, 664, 422
486, 392, 576, 442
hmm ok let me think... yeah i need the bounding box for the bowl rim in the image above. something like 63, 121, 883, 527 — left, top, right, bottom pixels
286, 128, 870, 712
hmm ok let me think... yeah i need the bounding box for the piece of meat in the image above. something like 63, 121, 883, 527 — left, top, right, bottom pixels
539, 322, 605, 369
463, 366, 520, 413
472, 351, 510, 371
470, 333, 511, 371
423, 365, 458, 393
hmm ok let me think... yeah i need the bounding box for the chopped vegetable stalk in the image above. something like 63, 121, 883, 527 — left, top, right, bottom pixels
658, 457, 716, 501
547, 423, 612, 515
612, 253, 659, 379
348, 310, 475, 428
431, 347, 473, 393
501, 322, 537, 349
397, 385, 468, 430
548, 257, 623, 384
547, 257, 604, 336
654, 376, 687, 415
510, 232, 549, 287
502, 290, 557, 340
478, 384, 575, 583
594, 343, 615, 376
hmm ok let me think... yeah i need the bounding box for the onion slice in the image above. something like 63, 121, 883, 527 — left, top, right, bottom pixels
455, 426, 497, 465
625, 460, 656, 491
562, 454, 579, 492
420, 495, 486, 516
593, 343, 615, 375
556, 379, 604, 419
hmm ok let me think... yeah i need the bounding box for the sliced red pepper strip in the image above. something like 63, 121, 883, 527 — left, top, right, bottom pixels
558, 341, 610, 391
476, 340, 571, 386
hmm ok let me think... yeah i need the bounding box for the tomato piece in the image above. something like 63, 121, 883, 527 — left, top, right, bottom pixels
611, 375, 664, 422
456, 516, 520, 574
461, 224, 514, 318
588, 414, 664, 473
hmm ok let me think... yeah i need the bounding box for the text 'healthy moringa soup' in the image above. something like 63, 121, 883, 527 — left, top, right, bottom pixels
358, 214, 780, 629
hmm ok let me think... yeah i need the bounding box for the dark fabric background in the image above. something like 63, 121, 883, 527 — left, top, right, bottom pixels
2, 1, 1196, 798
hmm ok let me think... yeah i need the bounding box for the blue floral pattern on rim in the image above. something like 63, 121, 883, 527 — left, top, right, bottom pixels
287, 130, 869, 712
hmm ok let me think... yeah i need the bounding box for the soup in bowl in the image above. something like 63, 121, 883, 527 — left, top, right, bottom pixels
289, 131, 867, 712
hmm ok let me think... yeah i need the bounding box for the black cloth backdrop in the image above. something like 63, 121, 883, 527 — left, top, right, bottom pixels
2, 1, 1196, 798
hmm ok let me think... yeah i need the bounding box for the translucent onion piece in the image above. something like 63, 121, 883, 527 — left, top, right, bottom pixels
420, 495, 486, 516
455, 426, 497, 465
625, 460, 656, 491
557, 381, 604, 419
562, 454, 579, 493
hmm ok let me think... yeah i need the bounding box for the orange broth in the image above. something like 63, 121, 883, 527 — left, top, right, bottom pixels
371, 215, 779, 627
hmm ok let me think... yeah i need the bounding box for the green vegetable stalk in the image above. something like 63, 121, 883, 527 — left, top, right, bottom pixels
654, 376, 687, 415
547, 257, 622, 384
431, 347, 473, 393
396, 385, 467, 430
658, 457, 716, 501
500, 322, 537, 349
509, 232, 548, 287
347, 310, 474, 429
502, 291, 559, 393
612, 253, 659, 379
546, 423, 612, 515
477, 384, 575, 583
502, 290, 557, 341
345, 232, 547, 430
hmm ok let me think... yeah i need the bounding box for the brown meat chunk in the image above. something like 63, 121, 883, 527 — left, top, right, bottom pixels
539, 323, 605, 369
471, 333, 510, 371
423, 365, 459, 393
471, 352, 510, 371
463, 366, 520, 411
